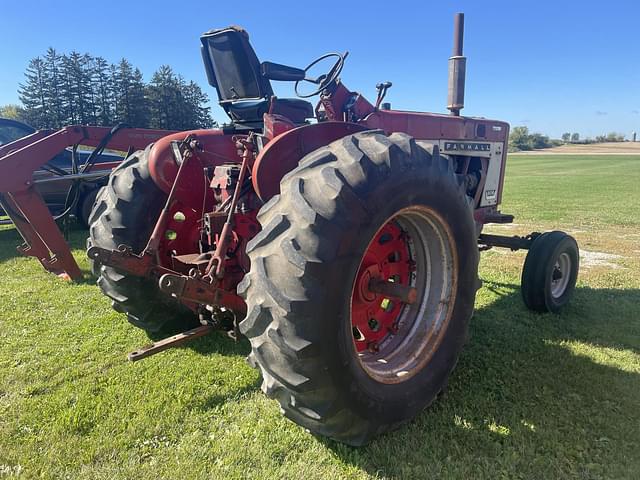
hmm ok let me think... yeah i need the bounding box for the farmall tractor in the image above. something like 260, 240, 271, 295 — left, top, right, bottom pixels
2, 14, 580, 445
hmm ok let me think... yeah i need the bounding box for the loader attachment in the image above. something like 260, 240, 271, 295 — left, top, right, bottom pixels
0, 124, 175, 280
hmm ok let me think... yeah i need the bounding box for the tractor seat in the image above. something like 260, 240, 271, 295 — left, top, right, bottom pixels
227, 97, 314, 125
227, 100, 270, 125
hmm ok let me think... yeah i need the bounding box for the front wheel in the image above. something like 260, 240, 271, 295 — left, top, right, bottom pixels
521, 231, 579, 313
239, 131, 479, 445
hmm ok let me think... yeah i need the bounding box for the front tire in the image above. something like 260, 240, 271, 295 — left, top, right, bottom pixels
521, 231, 579, 313
239, 131, 479, 445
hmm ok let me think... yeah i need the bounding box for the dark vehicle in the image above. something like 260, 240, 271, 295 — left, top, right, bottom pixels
0, 118, 124, 226
0, 118, 34, 145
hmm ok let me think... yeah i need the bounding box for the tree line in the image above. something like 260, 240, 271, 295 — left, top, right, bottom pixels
561, 132, 626, 143
14, 48, 215, 131
510, 126, 629, 152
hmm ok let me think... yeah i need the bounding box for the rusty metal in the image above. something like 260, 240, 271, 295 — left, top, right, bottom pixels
452, 12, 465, 57
368, 279, 417, 305
447, 13, 466, 116
159, 272, 246, 314
86, 244, 173, 278
127, 325, 214, 362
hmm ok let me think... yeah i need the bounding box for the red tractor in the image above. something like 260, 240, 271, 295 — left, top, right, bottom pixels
5, 14, 580, 445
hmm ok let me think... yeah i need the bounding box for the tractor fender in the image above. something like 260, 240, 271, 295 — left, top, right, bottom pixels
252, 121, 369, 201
147, 128, 238, 208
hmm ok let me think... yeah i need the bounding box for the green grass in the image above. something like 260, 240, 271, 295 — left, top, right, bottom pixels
1, 155, 639, 479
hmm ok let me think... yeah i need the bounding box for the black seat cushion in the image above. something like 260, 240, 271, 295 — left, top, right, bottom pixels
227, 98, 313, 125
227, 100, 270, 124
270, 98, 314, 123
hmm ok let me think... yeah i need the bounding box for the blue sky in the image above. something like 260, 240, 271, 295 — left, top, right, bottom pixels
1, 0, 638, 138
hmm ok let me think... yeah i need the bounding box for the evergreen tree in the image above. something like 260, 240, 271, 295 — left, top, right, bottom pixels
147, 65, 180, 129
128, 67, 149, 127
43, 48, 64, 127
148, 66, 215, 130
60, 52, 81, 124
94, 57, 113, 125
113, 59, 149, 127
82, 54, 99, 125
62, 51, 97, 125
183, 80, 215, 128
18, 57, 50, 128
108, 63, 119, 124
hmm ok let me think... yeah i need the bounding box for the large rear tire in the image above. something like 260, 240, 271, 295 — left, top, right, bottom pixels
239, 131, 479, 445
88, 147, 194, 334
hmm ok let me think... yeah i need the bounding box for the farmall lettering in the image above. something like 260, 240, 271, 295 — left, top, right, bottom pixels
443, 142, 491, 152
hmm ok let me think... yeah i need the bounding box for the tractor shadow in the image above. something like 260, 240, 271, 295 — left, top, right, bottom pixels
169, 332, 257, 410
323, 283, 640, 477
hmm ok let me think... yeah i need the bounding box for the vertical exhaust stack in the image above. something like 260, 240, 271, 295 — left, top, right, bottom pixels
447, 13, 466, 116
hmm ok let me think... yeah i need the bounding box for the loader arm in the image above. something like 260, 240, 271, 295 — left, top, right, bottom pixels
0, 125, 175, 280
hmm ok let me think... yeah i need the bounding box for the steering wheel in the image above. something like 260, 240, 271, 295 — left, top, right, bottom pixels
295, 52, 347, 98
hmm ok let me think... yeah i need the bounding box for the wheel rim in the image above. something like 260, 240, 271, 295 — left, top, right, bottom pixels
350, 206, 457, 384
551, 252, 571, 299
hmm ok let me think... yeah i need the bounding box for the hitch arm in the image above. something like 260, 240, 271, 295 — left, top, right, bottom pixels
128, 325, 214, 362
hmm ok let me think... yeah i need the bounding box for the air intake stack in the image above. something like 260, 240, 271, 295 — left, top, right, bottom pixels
447, 13, 466, 116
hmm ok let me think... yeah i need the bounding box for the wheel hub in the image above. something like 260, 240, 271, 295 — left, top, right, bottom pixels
551, 252, 571, 298
349, 207, 457, 384
351, 221, 412, 352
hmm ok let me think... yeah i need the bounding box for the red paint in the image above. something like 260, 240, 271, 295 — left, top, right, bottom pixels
147, 129, 238, 203
251, 121, 368, 200
351, 220, 412, 352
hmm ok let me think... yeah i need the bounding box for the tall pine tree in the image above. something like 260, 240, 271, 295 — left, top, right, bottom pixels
43, 48, 64, 127
147, 65, 180, 129
18, 57, 50, 128
94, 57, 113, 125
113, 59, 149, 127
147, 65, 215, 130
184, 80, 215, 128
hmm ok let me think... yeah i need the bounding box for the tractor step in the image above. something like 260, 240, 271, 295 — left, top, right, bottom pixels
127, 324, 213, 362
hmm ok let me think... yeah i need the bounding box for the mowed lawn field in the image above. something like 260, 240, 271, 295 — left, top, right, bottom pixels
1, 154, 639, 479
